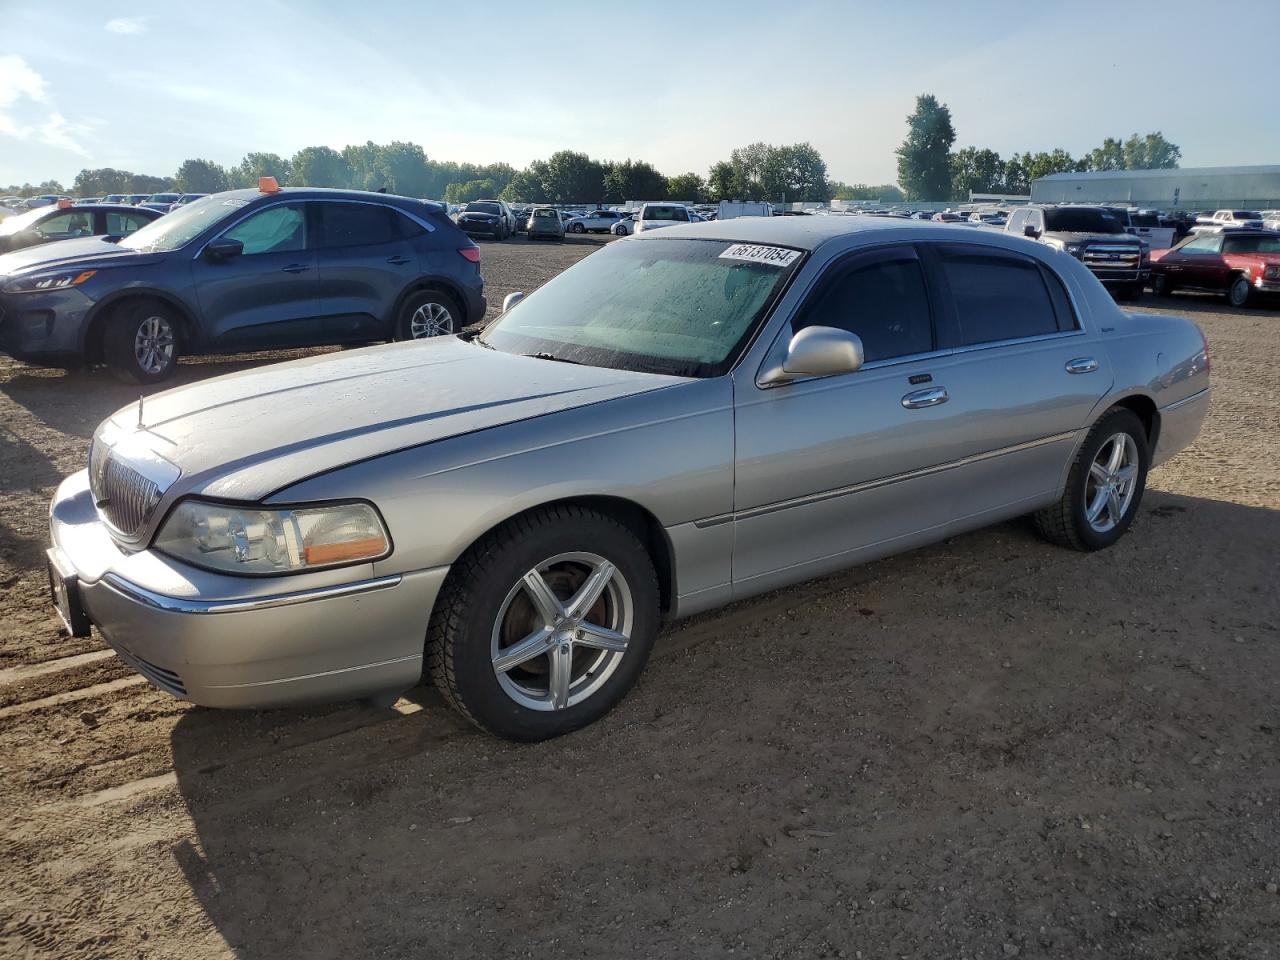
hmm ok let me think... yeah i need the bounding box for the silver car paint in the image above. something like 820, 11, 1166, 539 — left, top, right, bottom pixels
50, 217, 1210, 708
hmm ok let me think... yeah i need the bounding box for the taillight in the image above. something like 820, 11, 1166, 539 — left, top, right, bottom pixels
458, 247, 480, 264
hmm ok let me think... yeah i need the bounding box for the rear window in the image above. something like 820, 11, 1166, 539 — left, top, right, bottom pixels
1043, 208, 1123, 234
642, 205, 689, 222
937, 250, 1062, 346
533, 209, 557, 219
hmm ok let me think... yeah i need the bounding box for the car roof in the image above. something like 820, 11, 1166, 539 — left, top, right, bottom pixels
217, 187, 435, 207
647, 212, 995, 251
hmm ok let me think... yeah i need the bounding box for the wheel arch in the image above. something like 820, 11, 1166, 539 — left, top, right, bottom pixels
1109, 391, 1160, 452
387, 276, 469, 335
82, 289, 200, 364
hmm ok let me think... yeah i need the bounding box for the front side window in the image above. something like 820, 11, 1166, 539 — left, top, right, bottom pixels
1178, 234, 1223, 254
937, 250, 1060, 346
793, 255, 933, 363
317, 202, 397, 248
480, 237, 801, 377
222, 203, 306, 255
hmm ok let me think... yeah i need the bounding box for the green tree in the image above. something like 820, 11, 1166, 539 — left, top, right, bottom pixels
232, 152, 291, 188
541, 150, 605, 203
443, 179, 498, 204
1122, 132, 1181, 170
772, 143, 829, 202
602, 159, 667, 202
289, 146, 351, 187
664, 172, 705, 203
829, 182, 904, 202
1085, 137, 1125, 172
895, 94, 956, 200
950, 147, 1006, 200
499, 163, 549, 203
707, 160, 744, 201
74, 168, 162, 196
173, 158, 229, 193
1021, 148, 1080, 182
342, 141, 385, 191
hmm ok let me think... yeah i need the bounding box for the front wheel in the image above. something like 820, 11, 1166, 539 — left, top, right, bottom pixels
1228, 275, 1253, 308
571, 223, 585, 234
395, 290, 460, 340
426, 506, 660, 741
1152, 273, 1173, 297
103, 299, 181, 384
1033, 408, 1149, 551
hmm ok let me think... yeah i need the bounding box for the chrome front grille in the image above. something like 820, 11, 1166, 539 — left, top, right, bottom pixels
1082, 242, 1142, 271
96, 455, 162, 537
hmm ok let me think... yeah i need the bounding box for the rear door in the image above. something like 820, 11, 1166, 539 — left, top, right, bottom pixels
191, 200, 319, 348
313, 200, 423, 341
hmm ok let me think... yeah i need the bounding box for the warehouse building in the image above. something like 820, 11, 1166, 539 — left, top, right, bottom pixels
1030, 164, 1280, 210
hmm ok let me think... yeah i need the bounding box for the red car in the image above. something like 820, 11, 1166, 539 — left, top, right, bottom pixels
1150, 230, 1280, 307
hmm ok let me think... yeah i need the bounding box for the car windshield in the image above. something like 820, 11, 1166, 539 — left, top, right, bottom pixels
479, 237, 801, 377
1233, 211, 1262, 219
1223, 235, 1280, 254
464, 202, 501, 215
642, 205, 689, 222
0, 207, 50, 237
1043, 208, 1123, 234
118, 195, 248, 252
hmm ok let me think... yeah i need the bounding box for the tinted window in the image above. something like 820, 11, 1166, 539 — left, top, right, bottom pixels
642, 205, 689, 222
938, 251, 1060, 345
794, 254, 933, 362
318, 202, 397, 248
223, 203, 306, 255
1043, 208, 1123, 234
34, 211, 92, 238
105, 212, 150, 236
1233, 211, 1261, 219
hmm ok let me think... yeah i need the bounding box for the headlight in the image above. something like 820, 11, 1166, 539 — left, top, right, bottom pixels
154, 500, 390, 575
1064, 242, 1083, 256
1264, 264, 1279, 280
3, 270, 97, 294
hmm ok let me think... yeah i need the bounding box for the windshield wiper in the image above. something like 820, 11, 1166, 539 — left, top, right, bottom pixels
523, 352, 584, 366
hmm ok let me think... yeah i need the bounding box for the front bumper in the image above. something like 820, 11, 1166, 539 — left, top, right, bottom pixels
0, 288, 93, 363
1255, 277, 1280, 293
48, 470, 447, 708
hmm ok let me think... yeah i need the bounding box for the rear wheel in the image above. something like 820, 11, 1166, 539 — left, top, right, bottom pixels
427, 505, 660, 741
1228, 275, 1253, 308
1033, 408, 1149, 552
103, 299, 180, 384
395, 290, 459, 340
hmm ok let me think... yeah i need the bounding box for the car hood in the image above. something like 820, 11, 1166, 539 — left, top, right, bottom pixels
1042, 230, 1133, 243
0, 236, 163, 277
101, 336, 687, 503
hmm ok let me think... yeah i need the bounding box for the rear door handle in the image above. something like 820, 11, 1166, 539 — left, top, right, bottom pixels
386, 255, 411, 266
1065, 357, 1099, 374
282, 263, 310, 274
901, 386, 948, 409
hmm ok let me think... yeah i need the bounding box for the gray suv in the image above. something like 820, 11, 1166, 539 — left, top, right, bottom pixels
1007, 205, 1150, 300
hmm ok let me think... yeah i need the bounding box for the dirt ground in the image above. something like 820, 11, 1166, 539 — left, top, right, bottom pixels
1, 234, 1279, 960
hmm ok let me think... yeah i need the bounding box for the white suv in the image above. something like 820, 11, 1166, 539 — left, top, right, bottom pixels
634, 203, 692, 234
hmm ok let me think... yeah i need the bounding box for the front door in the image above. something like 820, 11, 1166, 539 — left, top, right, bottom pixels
191, 200, 319, 349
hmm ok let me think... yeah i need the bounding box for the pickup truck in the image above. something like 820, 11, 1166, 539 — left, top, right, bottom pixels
1006, 205, 1149, 300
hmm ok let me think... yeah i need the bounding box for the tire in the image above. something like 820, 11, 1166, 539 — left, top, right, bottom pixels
571, 223, 585, 234
103, 299, 181, 384
395, 289, 460, 341
1227, 275, 1253, 308
426, 505, 661, 741
1117, 282, 1143, 302
1152, 273, 1173, 297
1033, 408, 1150, 552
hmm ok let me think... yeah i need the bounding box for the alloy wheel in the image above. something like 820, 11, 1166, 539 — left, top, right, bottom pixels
409, 301, 454, 338
1085, 433, 1139, 533
490, 552, 633, 711
134, 315, 175, 374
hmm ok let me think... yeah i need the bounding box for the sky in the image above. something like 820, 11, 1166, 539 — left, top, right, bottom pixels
2, 0, 1278, 189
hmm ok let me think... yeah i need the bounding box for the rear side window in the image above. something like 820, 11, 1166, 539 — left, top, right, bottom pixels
793, 253, 933, 362
936, 251, 1060, 346
318, 202, 398, 248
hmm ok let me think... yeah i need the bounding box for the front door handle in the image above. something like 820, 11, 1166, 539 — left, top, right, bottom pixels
386, 255, 411, 266
901, 386, 948, 409
1065, 357, 1099, 374
282, 263, 310, 274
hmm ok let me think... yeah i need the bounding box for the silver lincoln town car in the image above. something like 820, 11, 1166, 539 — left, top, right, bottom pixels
48, 216, 1210, 740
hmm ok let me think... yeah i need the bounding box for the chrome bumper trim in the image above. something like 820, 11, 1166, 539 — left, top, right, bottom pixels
100, 573, 403, 615
1159, 387, 1210, 413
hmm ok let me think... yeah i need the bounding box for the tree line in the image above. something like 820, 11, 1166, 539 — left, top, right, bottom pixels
896, 93, 1182, 202
4, 140, 834, 205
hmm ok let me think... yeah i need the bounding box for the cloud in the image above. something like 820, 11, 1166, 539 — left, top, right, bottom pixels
0, 55, 91, 156
105, 17, 149, 35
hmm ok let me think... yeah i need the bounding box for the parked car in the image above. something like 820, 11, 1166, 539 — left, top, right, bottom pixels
1190, 210, 1267, 233
931, 211, 967, 223
717, 201, 773, 220
1102, 206, 1175, 249
0, 184, 485, 383
1150, 230, 1280, 306
139, 192, 181, 212
633, 202, 692, 234
0, 202, 161, 254
101, 194, 127, 204
611, 215, 635, 236
23, 195, 68, 210
124, 194, 149, 206
171, 193, 208, 210
1006, 205, 1149, 300
1262, 210, 1280, 231
525, 206, 565, 241
456, 200, 515, 240
565, 210, 626, 234
46, 216, 1209, 741
74, 197, 104, 205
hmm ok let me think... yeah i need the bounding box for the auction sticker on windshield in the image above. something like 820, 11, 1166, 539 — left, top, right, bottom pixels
719, 244, 802, 267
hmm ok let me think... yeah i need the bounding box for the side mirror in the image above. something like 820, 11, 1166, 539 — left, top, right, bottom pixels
759, 326, 864, 386
1023, 224, 1040, 239
502, 291, 525, 313
204, 237, 244, 261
